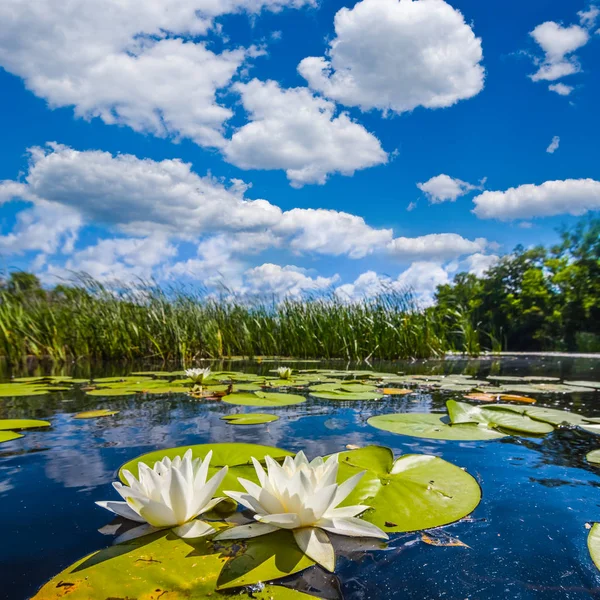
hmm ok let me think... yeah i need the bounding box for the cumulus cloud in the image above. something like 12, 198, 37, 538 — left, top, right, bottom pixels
463, 253, 499, 277
417, 174, 478, 203
243, 264, 339, 297
546, 136, 560, 154
549, 83, 574, 95
472, 179, 600, 220
224, 79, 387, 186
0, 0, 314, 149
298, 0, 484, 114
387, 233, 488, 261
578, 6, 600, 29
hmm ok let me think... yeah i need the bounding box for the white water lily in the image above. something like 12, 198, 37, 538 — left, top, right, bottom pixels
97, 449, 228, 540
215, 452, 387, 571
185, 367, 212, 384
276, 367, 293, 380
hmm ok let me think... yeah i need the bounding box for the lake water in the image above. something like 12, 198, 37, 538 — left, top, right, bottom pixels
2, 355, 600, 600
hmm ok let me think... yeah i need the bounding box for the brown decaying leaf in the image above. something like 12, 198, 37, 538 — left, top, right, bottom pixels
421, 533, 470, 548
382, 388, 413, 396
464, 393, 497, 402
498, 394, 536, 404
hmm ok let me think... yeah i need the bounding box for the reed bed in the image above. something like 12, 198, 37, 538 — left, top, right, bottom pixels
0, 278, 449, 365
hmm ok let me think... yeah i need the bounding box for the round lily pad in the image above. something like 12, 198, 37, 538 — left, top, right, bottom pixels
310, 390, 382, 401
222, 391, 306, 407
0, 419, 51, 431
589, 523, 600, 570
0, 385, 48, 397
0, 431, 24, 444
523, 407, 591, 427
221, 413, 279, 425
367, 413, 506, 441
74, 410, 119, 419
336, 446, 482, 533
565, 381, 600, 390
86, 388, 137, 397
30, 527, 315, 599
586, 450, 600, 465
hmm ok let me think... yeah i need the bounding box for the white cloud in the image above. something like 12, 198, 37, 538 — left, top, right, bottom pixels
529, 21, 589, 82
243, 263, 339, 297
298, 0, 484, 114
549, 83, 574, 95
546, 135, 560, 154
578, 6, 600, 29
387, 233, 488, 261
0, 0, 314, 148
224, 79, 387, 186
463, 253, 499, 277
472, 179, 600, 220
417, 174, 477, 203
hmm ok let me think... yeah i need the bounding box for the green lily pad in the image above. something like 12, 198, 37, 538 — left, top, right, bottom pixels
586, 450, 600, 465
367, 413, 506, 441
580, 423, 600, 435
222, 391, 306, 407
0, 419, 51, 431
589, 523, 600, 570
447, 401, 554, 435
86, 388, 137, 397
310, 390, 382, 401
221, 413, 279, 425
336, 446, 481, 533
74, 410, 119, 419
0, 385, 49, 397
31, 527, 315, 599
0, 431, 24, 444
522, 407, 591, 427
565, 381, 600, 390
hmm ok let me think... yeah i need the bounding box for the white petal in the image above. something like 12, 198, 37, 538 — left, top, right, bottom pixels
251, 457, 267, 487
293, 527, 335, 572
214, 522, 279, 540
194, 450, 212, 488
191, 465, 228, 517
113, 523, 161, 545
138, 499, 177, 527
197, 496, 226, 515
257, 513, 301, 529
318, 517, 388, 539
168, 466, 191, 523
173, 520, 215, 539
305, 483, 338, 521
95, 500, 146, 523
332, 471, 364, 506
225, 491, 266, 515
325, 505, 370, 519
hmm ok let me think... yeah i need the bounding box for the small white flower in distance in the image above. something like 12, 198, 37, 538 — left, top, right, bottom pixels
215, 451, 387, 571
185, 367, 212, 384
97, 449, 227, 540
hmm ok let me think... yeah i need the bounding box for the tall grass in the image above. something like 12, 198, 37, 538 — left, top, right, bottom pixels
0, 278, 451, 365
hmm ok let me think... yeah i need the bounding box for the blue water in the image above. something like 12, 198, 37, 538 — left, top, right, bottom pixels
2, 356, 600, 599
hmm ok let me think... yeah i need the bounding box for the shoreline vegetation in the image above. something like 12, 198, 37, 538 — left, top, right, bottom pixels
0, 218, 598, 365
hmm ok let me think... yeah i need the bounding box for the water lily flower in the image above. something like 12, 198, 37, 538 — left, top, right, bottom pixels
97, 449, 228, 540
215, 452, 387, 571
185, 367, 212, 385
277, 367, 293, 380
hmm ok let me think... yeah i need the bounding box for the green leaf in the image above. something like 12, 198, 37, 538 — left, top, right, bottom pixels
447, 400, 554, 435
0, 431, 24, 444
336, 446, 482, 534
565, 381, 600, 390
367, 413, 506, 441
589, 523, 600, 570
74, 410, 119, 419
310, 390, 382, 401
0, 385, 49, 397
85, 388, 137, 397
0, 418, 51, 431
221, 413, 279, 425
222, 391, 306, 407
586, 450, 600, 465
521, 407, 591, 427
31, 528, 315, 599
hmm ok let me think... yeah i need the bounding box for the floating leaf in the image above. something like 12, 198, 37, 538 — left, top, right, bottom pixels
0, 419, 51, 431
0, 385, 48, 397
589, 523, 600, 570
565, 381, 600, 390
522, 407, 590, 427
447, 401, 554, 435
221, 413, 279, 425
0, 431, 24, 444
74, 410, 119, 419
367, 413, 506, 441
421, 532, 470, 548
382, 388, 414, 395
31, 528, 315, 599
222, 391, 306, 407
464, 393, 498, 402
586, 450, 600, 465
310, 390, 382, 401
336, 446, 482, 533
86, 388, 137, 397
498, 394, 536, 404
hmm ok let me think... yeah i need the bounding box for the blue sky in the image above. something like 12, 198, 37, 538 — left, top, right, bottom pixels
0, 0, 598, 303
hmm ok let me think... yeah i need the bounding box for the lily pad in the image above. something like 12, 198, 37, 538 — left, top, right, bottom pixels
74, 410, 120, 419
589, 523, 600, 570
85, 388, 137, 397
0, 385, 48, 397
336, 446, 482, 533
31, 528, 315, 599
381, 388, 414, 395
565, 381, 600, 390
310, 390, 382, 401
0, 431, 24, 444
523, 407, 590, 427
222, 391, 306, 407
498, 394, 536, 404
367, 413, 506, 441
586, 450, 600, 465
0, 419, 51, 431
221, 413, 279, 425
447, 401, 554, 435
